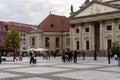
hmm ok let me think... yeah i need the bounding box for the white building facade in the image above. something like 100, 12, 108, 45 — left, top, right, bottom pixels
69, 0, 120, 56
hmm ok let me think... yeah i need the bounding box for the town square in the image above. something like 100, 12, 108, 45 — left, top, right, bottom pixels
0, 0, 120, 80
0, 57, 120, 80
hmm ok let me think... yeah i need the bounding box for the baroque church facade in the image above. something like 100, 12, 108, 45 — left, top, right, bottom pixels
69, 0, 120, 56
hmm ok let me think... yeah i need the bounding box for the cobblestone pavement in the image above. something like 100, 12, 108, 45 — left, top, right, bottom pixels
0, 57, 120, 80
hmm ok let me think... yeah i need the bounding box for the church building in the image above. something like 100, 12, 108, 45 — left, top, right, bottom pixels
27, 14, 70, 54
69, 0, 120, 56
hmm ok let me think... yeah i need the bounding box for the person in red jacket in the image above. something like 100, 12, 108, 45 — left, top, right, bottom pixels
13, 50, 16, 62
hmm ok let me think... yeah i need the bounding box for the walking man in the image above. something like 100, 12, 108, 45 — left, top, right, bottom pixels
117, 47, 120, 67
94, 50, 97, 60
107, 48, 111, 64
29, 50, 34, 64
82, 50, 85, 60
73, 50, 78, 63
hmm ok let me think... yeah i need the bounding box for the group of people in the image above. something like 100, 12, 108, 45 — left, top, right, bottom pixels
42, 51, 50, 60
107, 47, 120, 67
11, 48, 120, 67
13, 50, 22, 62
61, 48, 120, 67
62, 49, 80, 63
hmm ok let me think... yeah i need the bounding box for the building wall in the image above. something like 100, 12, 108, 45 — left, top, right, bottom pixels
70, 18, 120, 56
27, 31, 70, 54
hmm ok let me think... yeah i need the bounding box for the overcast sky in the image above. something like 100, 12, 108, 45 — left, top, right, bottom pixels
0, 0, 86, 25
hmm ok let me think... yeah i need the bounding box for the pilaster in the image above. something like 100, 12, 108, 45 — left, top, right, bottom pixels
100, 21, 104, 50
112, 19, 116, 42
79, 24, 82, 50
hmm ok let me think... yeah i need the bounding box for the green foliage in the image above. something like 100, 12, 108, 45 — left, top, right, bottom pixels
111, 41, 120, 55
4, 28, 22, 50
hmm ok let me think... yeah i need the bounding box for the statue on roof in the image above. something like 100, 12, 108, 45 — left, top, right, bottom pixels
71, 4, 73, 13
84, 0, 89, 4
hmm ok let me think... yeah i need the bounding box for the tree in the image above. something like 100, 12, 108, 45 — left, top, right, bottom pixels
111, 41, 120, 56
4, 28, 22, 50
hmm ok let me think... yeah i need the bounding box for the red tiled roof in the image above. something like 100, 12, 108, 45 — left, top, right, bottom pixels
8, 21, 33, 28
38, 14, 70, 32
0, 21, 4, 26
0, 21, 33, 32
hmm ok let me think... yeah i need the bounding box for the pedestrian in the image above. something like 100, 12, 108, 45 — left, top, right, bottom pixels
47, 51, 50, 60
78, 50, 81, 57
16, 50, 20, 61
0, 52, 2, 64
13, 50, 17, 62
64, 50, 69, 62
62, 50, 65, 63
94, 50, 97, 60
73, 50, 78, 63
45, 51, 48, 60
54, 51, 57, 59
82, 50, 85, 60
29, 50, 34, 64
117, 47, 120, 67
67, 49, 73, 62
107, 48, 111, 64
19, 51, 23, 61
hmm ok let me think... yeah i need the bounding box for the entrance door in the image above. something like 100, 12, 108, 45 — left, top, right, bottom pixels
94, 22, 100, 52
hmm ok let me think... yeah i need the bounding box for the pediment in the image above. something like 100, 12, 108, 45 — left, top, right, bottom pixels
29, 29, 36, 33
74, 2, 119, 18
28, 29, 36, 34
105, 34, 112, 38
84, 36, 89, 40
75, 37, 79, 40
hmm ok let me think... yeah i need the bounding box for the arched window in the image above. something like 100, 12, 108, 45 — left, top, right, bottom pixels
32, 38, 35, 46
45, 37, 49, 47
55, 37, 59, 48
107, 39, 112, 49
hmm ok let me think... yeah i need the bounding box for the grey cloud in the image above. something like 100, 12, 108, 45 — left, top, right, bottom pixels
0, 0, 85, 24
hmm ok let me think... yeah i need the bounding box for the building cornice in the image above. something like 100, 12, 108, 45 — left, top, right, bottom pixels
69, 11, 120, 24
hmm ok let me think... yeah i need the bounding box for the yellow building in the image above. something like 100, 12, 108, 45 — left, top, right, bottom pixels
27, 14, 70, 54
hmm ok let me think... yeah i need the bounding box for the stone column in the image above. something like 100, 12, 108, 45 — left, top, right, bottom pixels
70, 27, 73, 50
100, 21, 104, 50
70, 26, 75, 50
81, 23, 84, 50
112, 19, 116, 41
79, 24, 82, 50
72, 27, 75, 50
89, 22, 93, 50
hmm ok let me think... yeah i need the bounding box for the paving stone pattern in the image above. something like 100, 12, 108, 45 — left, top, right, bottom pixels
0, 57, 119, 80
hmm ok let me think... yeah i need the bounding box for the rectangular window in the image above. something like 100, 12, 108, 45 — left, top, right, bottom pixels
86, 40, 89, 50
76, 41, 79, 50
119, 24, 120, 30
66, 38, 70, 45
107, 25, 112, 30
55, 37, 59, 48
76, 29, 79, 33
32, 38, 35, 46
85, 28, 89, 32
107, 39, 112, 48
